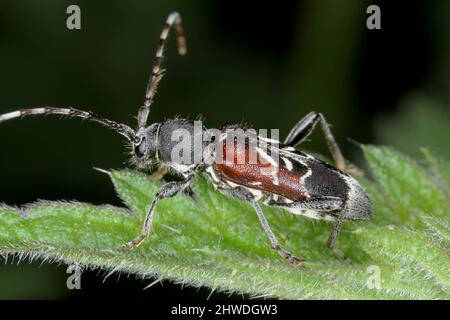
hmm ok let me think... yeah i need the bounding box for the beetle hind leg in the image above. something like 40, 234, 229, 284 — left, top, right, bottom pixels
326, 220, 351, 263
270, 197, 351, 262
284, 111, 364, 176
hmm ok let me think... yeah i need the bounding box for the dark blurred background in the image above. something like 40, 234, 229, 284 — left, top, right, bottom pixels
0, 0, 449, 299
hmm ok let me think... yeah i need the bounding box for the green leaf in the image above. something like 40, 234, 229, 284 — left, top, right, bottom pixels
362, 145, 449, 228
0, 146, 449, 299
422, 148, 450, 203
356, 224, 449, 299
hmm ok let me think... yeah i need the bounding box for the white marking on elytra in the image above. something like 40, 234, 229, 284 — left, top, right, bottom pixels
300, 168, 312, 199
256, 146, 279, 185
342, 174, 358, 203
256, 147, 278, 167
279, 148, 308, 166
281, 156, 293, 171
278, 148, 313, 198
302, 168, 312, 182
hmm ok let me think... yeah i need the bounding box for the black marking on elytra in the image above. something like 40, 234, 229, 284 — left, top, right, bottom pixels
303, 158, 350, 201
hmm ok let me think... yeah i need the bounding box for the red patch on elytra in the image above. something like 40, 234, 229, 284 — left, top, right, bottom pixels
212, 137, 307, 201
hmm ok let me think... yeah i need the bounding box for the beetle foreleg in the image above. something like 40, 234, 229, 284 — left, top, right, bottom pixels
122, 173, 194, 249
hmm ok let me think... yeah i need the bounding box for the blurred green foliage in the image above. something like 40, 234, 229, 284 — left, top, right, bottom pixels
376, 93, 450, 159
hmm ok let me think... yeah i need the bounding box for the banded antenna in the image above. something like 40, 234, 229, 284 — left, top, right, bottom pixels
137, 11, 187, 129
0, 106, 136, 142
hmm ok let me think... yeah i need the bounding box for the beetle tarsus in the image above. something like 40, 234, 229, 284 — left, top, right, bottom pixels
275, 245, 305, 266
121, 233, 148, 249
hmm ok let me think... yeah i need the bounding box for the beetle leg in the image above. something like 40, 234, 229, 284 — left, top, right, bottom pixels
270, 197, 350, 261
122, 173, 195, 249
284, 112, 363, 176
283, 111, 319, 147
326, 220, 351, 263
183, 186, 202, 204
251, 199, 305, 266
217, 186, 304, 266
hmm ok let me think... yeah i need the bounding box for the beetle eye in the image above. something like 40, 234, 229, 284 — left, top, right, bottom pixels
134, 136, 146, 157
133, 136, 142, 144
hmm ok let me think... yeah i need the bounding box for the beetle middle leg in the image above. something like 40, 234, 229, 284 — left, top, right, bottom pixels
217, 186, 304, 266
284, 111, 363, 176
122, 173, 195, 249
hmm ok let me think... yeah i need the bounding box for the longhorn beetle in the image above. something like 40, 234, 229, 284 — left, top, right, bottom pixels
0, 12, 371, 265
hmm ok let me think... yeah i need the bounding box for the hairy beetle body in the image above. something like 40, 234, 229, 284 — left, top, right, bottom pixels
208, 132, 371, 223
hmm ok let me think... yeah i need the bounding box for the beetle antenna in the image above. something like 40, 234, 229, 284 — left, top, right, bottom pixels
137, 11, 187, 129
0, 106, 136, 142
